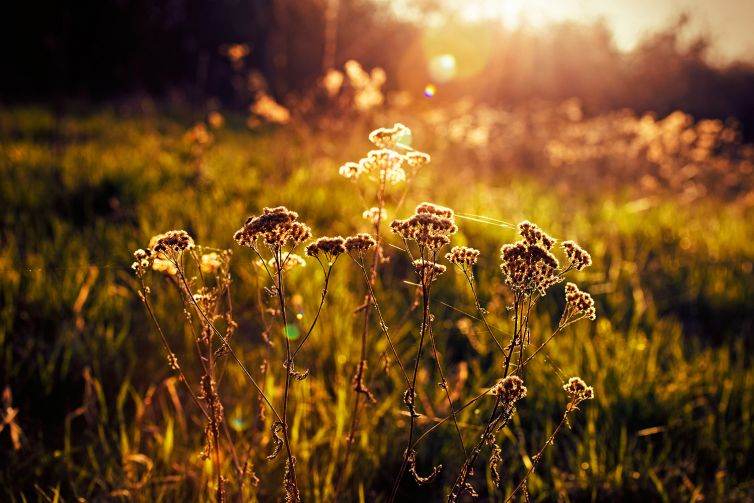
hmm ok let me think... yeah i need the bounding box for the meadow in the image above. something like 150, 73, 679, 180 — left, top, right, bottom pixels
1, 100, 754, 502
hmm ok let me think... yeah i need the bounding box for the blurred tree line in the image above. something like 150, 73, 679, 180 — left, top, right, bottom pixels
2, 0, 753, 136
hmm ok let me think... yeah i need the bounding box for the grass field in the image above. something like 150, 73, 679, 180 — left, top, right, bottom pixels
1, 103, 753, 502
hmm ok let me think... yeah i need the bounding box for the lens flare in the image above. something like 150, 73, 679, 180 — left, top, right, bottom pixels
428, 53, 457, 83
296, 311, 304, 320
424, 84, 436, 98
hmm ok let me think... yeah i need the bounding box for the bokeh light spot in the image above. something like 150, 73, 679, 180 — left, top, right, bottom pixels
424, 84, 436, 97
285, 323, 300, 340
428, 53, 457, 83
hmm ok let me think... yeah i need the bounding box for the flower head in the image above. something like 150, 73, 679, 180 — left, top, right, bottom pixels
368, 123, 410, 149
563, 377, 595, 401
491, 375, 528, 402
391, 203, 457, 250
344, 233, 377, 255
234, 206, 311, 249
412, 259, 447, 282
565, 282, 596, 320
305, 236, 347, 262
445, 246, 480, 268
500, 221, 560, 295
561, 241, 592, 270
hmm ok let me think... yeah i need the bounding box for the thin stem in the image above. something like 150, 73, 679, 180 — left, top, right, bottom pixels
462, 268, 506, 355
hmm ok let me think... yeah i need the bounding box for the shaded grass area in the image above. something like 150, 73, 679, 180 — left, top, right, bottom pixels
1, 106, 753, 501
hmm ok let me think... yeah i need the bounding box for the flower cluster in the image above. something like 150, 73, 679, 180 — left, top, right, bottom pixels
500, 221, 560, 295
390, 203, 458, 250
563, 377, 595, 402
305, 236, 347, 263
445, 246, 480, 268
344, 233, 377, 255
338, 124, 431, 185
200, 252, 223, 274
234, 206, 311, 249
491, 375, 528, 402
412, 259, 447, 283
151, 230, 195, 255
565, 282, 596, 320
561, 240, 592, 270
368, 123, 409, 149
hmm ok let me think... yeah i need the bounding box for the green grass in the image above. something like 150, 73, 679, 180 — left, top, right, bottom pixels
1, 105, 753, 501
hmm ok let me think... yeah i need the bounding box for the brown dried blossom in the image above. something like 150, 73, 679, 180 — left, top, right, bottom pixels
305, 236, 346, 262
412, 259, 447, 282
561, 240, 592, 270
344, 233, 377, 254
565, 282, 596, 320
491, 375, 528, 402
563, 377, 595, 401
445, 246, 480, 268
368, 123, 410, 149
500, 221, 560, 295
390, 203, 457, 250
234, 206, 311, 249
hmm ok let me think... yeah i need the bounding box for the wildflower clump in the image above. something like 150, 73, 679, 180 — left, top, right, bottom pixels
500, 221, 560, 295
234, 206, 311, 249
390, 203, 458, 250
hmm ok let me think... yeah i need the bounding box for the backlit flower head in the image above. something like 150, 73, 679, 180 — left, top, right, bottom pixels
305, 236, 346, 262
368, 123, 410, 149
234, 206, 311, 249
344, 233, 377, 255
491, 375, 527, 402
390, 203, 457, 250
445, 246, 480, 268
561, 240, 592, 270
565, 282, 596, 320
500, 221, 560, 295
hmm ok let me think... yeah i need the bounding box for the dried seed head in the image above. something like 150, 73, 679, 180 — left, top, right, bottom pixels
445, 246, 480, 268
565, 282, 596, 320
563, 377, 595, 401
305, 236, 346, 261
500, 221, 560, 295
359, 149, 406, 185
234, 206, 311, 249
368, 123, 410, 149
404, 151, 431, 170
151, 230, 195, 254
339, 161, 366, 180
344, 233, 377, 254
412, 259, 447, 282
391, 203, 457, 250
491, 375, 528, 402
561, 240, 592, 270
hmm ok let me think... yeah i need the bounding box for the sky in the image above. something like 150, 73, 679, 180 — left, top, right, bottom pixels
390, 0, 754, 64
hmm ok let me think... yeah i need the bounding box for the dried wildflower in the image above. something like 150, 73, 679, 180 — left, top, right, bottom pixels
360, 149, 406, 185
152, 230, 195, 255
404, 151, 431, 170
491, 375, 528, 402
234, 207, 311, 249
565, 282, 596, 320
305, 236, 346, 263
200, 252, 223, 273
563, 377, 595, 401
413, 259, 447, 282
266, 421, 285, 460
368, 123, 409, 149
131, 249, 150, 275
362, 207, 387, 225
391, 203, 457, 250
561, 240, 592, 270
500, 221, 560, 295
339, 161, 366, 180
344, 233, 377, 254
445, 246, 480, 268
